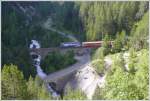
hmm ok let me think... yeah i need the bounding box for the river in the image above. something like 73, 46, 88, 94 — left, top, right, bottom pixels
29, 40, 60, 98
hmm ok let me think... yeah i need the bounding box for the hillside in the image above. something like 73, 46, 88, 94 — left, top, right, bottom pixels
92, 49, 148, 100
1, 1, 149, 100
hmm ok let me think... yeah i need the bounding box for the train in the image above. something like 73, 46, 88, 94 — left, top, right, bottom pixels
60, 41, 113, 48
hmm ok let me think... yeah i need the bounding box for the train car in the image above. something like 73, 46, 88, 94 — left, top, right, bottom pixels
60, 42, 81, 48
82, 41, 114, 48
82, 41, 103, 48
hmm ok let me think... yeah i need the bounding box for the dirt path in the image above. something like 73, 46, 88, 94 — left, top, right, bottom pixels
44, 49, 91, 82
42, 17, 78, 42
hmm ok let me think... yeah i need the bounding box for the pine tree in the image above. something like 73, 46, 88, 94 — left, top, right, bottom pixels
102, 34, 111, 55
26, 75, 51, 100
2, 64, 28, 100
37, 84, 52, 100
129, 12, 148, 50
63, 87, 86, 100
113, 30, 126, 53
92, 47, 105, 73
26, 76, 37, 99
128, 48, 137, 73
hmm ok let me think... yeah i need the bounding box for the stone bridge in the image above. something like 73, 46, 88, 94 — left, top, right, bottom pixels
30, 47, 89, 59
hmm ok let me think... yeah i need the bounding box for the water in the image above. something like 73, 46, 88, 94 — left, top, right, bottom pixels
29, 40, 60, 98
29, 40, 40, 49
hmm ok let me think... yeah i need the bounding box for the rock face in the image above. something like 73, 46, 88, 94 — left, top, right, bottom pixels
64, 56, 113, 99
65, 64, 106, 99
104, 57, 113, 70
123, 52, 130, 71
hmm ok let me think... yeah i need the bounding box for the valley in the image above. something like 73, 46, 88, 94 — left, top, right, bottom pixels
1, 1, 149, 100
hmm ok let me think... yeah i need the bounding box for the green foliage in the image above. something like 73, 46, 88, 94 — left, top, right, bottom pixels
44, 2, 82, 35
93, 87, 104, 100
129, 12, 149, 50
63, 87, 86, 100
2, 64, 28, 100
26, 76, 37, 99
2, 4, 36, 79
27, 75, 52, 100
112, 30, 126, 53
133, 49, 149, 99
1, 64, 52, 100
92, 47, 105, 73
41, 51, 76, 74
35, 2, 53, 18
100, 49, 148, 100
1, 2, 149, 100
92, 47, 105, 60
2, 1, 149, 79
135, 2, 149, 20
128, 48, 138, 73
2, 3, 71, 79
37, 84, 52, 100
78, 2, 148, 41
102, 34, 111, 55
92, 59, 105, 74
28, 25, 70, 48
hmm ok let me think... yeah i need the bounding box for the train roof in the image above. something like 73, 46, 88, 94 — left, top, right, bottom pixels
61, 42, 80, 44
82, 41, 114, 44
82, 41, 103, 44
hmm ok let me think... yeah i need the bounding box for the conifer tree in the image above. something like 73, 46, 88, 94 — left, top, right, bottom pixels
26, 75, 51, 100
128, 48, 137, 73
37, 84, 52, 100
2, 64, 28, 100
113, 30, 126, 53
102, 34, 111, 55
63, 87, 86, 100
92, 47, 105, 73
26, 76, 37, 99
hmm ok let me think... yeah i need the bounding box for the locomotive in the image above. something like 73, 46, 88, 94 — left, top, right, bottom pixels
60, 42, 81, 48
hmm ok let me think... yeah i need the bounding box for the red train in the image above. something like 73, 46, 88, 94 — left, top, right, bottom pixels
60, 41, 114, 48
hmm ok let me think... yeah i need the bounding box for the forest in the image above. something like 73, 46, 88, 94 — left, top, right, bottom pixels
1, 1, 149, 100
